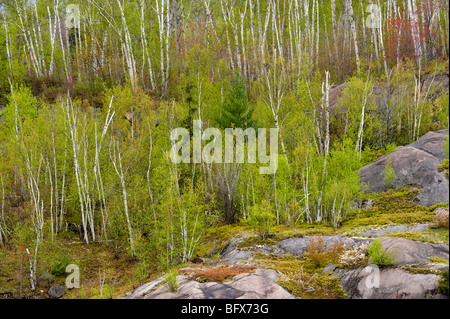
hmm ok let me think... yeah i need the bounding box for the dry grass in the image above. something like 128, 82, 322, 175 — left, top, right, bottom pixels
432, 208, 449, 229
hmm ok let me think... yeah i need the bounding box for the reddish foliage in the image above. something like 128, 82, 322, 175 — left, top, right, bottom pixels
178, 264, 256, 283
383, 15, 419, 65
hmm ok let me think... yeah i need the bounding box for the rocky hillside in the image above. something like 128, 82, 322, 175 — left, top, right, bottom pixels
123, 130, 449, 300
124, 219, 448, 299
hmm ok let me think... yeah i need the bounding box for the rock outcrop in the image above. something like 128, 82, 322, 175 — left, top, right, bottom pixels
359, 129, 449, 207
124, 269, 297, 299
378, 237, 449, 266
330, 236, 449, 299
125, 229, 448, 300
331, 267, 445, 299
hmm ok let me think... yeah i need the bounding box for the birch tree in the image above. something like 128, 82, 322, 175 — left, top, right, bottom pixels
109, 135, 135, 255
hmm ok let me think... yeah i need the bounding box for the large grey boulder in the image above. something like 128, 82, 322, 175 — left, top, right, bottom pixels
359, 129, 449, 207
379, 237, 449, 266
332, 267, 445, 299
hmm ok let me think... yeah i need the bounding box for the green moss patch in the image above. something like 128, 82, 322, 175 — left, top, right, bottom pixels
382, 229, 449, 245
195, 224, 245, 257
254, 253, 347, 299
343, 188, 434, 230
438, 159, 449, 179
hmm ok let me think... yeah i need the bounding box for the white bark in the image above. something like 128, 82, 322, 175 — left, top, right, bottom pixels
0, 174, 7, 246
345, 0, 360, 73
110, 137, 135, 255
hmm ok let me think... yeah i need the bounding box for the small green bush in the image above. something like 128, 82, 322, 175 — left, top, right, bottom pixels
438, 270, 449, 295
51, 255, 71, 276
384, 157, 397, 190
368, 238, 395, 266
244, 200, 275, 239
165, 270, 179, 292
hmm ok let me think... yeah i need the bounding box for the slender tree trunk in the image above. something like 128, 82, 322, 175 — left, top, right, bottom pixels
346, 0, 360, 73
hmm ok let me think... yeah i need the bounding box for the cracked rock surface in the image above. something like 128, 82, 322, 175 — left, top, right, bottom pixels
124, 269, 297, 299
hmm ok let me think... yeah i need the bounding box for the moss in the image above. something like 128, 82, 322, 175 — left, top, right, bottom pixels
382, 231, 425, 241
343, 188, 434, 230
400, 266, 441, 275
438, 270, 449, 295
438, 159, 449, 179
428, 203, 449, 212
382, 230, 449, 245
428, 256, 449, 264
254, 253, 346, 299
278, 274, 347, 299
236, 235, 278, 249
195, 224, 245, 257
271, 224, 340, 240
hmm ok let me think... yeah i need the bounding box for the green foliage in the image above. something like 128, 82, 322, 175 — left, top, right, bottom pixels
244, 200, 275, 239
0, 0, 448, 300
322, 139, 362, 226
255, 253, 347, 299
429, 256, 449, 264
438, 270, 449, 295
437, 159, 449, 179
384, 157, 397, 190
164, 270, 179, 293
51, 255, 71, 276
443, 136, 449, 159
215, 72, 254, 129
368, 238, 395, 267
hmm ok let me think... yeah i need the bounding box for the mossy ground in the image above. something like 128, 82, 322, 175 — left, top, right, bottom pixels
194, 223, 246, 258
0, 239, 160, 299
343, 188, 434, 230
254, 253, 347, 299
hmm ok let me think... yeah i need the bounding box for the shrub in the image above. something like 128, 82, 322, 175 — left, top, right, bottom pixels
307, 237, 344, 268
438, 270, 449, 295
432, 208, 449, 229
164, 270, 179, 292
368, 238, 395, 266
384, 157, 396, 190
307, 236, 326, 267
51, 255, 71, 276
245, 200, 275, 239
